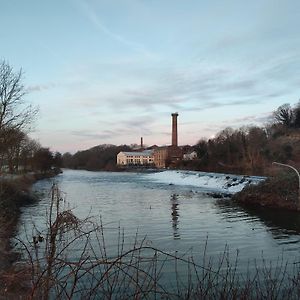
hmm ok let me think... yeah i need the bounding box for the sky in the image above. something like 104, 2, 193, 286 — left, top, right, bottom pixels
1, 0, 300, 153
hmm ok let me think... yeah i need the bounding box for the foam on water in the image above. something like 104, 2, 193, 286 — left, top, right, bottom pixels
144, 170, 266, 194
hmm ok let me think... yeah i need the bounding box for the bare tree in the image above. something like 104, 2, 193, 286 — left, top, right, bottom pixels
245, 126, 267, 170
2, 127, 25, 172
273, 103, 294, 127
293, 100, 300, 128
0, 60, 38, 131
19, 137, 41, 171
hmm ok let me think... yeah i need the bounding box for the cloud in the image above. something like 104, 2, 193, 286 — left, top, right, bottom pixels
221, 113, 271, 126
62, 45, 300, 125
110, 67, 263, 113
124, 115, 154, 127
126, 51, 299, 113
74, 0, 158, 60
259, 52, 300, 82
70, 129, 124, 140
27, 83, 57, 93
67, 64, 265, 118
69, 112, 166, 144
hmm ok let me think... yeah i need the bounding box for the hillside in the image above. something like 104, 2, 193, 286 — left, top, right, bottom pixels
232, 171, 299, 211
62, 103, 300, 175
62, 144, 131, 171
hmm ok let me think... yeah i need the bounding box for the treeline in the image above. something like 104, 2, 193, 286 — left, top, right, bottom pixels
181, 102, 300, 175
0, 129, 62, 174
0, 60, 61, 174
62, 102, 300, 175
62, 144, 131, 171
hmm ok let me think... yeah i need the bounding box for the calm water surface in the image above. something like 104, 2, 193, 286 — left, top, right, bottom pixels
18, 169, 300, 274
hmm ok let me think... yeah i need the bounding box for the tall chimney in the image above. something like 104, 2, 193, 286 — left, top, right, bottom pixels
141, 137, 143, 149
171, 112, 178, 147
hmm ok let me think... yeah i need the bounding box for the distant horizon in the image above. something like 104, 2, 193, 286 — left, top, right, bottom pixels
1, 0, 300, 153
44, 103, 300, 155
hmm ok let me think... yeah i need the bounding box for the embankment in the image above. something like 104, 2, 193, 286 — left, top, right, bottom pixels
0, 170, 61, 297
0, 170, 61, 270
232, 172, 299, 211
146, 170, 300, 211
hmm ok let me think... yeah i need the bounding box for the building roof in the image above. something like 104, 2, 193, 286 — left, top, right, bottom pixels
119, 150, 153, 157
184, 150, 197, 155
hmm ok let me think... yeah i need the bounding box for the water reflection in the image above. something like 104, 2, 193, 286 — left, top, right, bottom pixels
20, 169, 300, 275
170, 193, 180, 240
216, 199, 300, 239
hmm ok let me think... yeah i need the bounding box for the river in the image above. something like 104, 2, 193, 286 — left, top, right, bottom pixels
16, 169, 300, 296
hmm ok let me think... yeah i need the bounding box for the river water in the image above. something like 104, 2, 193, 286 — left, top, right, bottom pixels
17, 169, 300, 292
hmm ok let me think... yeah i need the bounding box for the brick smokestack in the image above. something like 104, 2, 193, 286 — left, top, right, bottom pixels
171, 112, 178, 147
141, 137, 143, 149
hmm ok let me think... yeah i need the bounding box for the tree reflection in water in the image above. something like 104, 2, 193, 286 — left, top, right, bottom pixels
170, 193, 180, 239
216, 198, 300, 239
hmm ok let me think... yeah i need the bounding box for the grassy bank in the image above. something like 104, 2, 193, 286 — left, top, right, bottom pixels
0, 179, 35, 261
0, 177, 38, 297
1, 184, 299, 299
0, 170, 62, 297
0, 170, 61, 267
232, 171, 299, 211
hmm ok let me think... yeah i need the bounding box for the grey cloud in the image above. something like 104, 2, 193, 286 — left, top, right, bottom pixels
222, 114, 271, 126
121, 116, 156, 137
266, 90, 289, 99
70, 130, 117, 140
123, 115, 155, 128
75, 0, 158, 60
70, 127, 135, 139
117, 67, 268, 113
27, 83, 57, 92
72, 97, 104, 109
262, 56, 300, 82
69, 49, 298, 117
197, 113, 272, 136
70, 121, 154, 141
214, 35, 246, 49
201, 125, 224, 135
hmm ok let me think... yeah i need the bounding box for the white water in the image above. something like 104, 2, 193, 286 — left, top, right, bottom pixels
144, 170, 266, 194
16, 169, 300, 294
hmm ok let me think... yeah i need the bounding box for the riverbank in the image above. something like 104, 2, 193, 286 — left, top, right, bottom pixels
0, 169, 61, 296
232, 171, 299, 211
10, 169, 300, 299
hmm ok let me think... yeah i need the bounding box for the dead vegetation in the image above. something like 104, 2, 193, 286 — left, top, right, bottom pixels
0, 183, 299, 299
233, 171, 299, 211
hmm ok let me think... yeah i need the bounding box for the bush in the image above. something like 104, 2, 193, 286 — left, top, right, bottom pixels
5, 184, 300, 299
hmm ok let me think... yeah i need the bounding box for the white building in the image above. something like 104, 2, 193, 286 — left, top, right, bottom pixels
117, 150, 154, 166
183, 151, 198, 161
